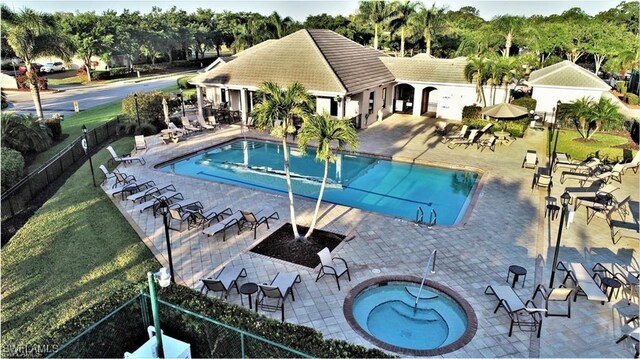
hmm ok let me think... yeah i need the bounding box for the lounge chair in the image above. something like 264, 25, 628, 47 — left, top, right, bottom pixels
621, 151, 640, 174
477, 123, 494, 136
441, 125, 467, 143
615, 326, 640, 358
609, 219, 640, 244
181, 116, 201, 133
190, 205, 233, 229
134, 135, 147, 151
565, 183, 618, 205
200, 266, 247, 299
316, 247, 350, 290
484, 285, 546, 337
207, 115, 219, 127
255, 272, 302, 322
522, 150, 538, 169
576, 195, 630, 224
196, 114, 216, 131
477, 136, 497, 152
133, 192, 184, 213
447, 129, 479, 149
168, 122, 188, 137
434, 121, 448, 136
106, 146, 146, 166
532, 172, 552, 192
532, 284, 573, 318
104, 180, 155, 199
168, 201, 204, 231
98, 165, 123, 187
554, 157, 600, 174
593, 262, 639, 303
202, 211, 244, 240
557, 261, 608, 304
126, 184, 177, 203
560, 170, 615, 186
239, 209, 280, 239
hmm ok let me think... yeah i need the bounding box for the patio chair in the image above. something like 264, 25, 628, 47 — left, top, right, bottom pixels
615, 326, 640, 358
126, 184, 177, 203
477, 123, 494, 136
560, 170, 615, 187
202, 211, 243, 241
239, 209, 280, 239
621, 151, 640, 174
522, 150, 538, 169
609, 219, 640, 244
477, 136, 497, 152
532, 172, 552, 192
190, 205, 233, 229
484, 285, 546, 337
168, 201, 204, 231
553, 157, 600, 174
181, 116, 201, 133
106, 146, 146, 166
532, 284, 573, 318
103, 180, 155, 199
98, 165, 121, 186
133, 192, 184, 213
577, 195, 630, 225
196, 114, 216, 131
565, 183, 618, 206
441, 125, 467, 143
255, 272, 302, 322
168, 122, 188, 136
316, 247, 350, 291
134, 135, 147, 151
200, 266, 247, 299
557, 261, 609, 304
447, 129, 479, 149
593, 262, 639, 303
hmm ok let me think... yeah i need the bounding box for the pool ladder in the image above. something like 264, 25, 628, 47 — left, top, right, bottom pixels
415, 249, 437, 308
416, 207, 437, 228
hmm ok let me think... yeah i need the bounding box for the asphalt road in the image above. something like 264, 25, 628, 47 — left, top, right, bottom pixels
4, 73, 191, 118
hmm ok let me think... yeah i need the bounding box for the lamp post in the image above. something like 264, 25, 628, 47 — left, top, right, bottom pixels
156, 198, 176, 284
134, 93, 141, 128
549, 191, 571, 288
552, 101, 562, 159
178, 89, 185, 117
148, 267, 171, 358
81, 125, 97, 187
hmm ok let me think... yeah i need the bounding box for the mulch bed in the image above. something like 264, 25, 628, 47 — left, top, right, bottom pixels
250, 223, 345, 268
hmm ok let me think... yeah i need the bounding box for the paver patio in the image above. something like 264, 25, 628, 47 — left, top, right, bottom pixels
106, 114, 638, 357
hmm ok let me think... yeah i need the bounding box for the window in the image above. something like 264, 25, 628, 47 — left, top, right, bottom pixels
220, 88, 226, 103
382, 88, 387, 109
330, 97, 339, 116
368, 91, 375, 114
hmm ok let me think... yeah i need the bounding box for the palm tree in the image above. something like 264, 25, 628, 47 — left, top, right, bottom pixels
2, 6, 74, 122
589, 98, 624, 139
388, 1, 418, 57
297, 113, 358, 239
563, 97, 594, 139
485, 57, 507, 105
464, 57, 489, 106
411, 3, 446, 56
266, 11, 295, 39
491, 15, 525, 58
356, 0, 393, 50
1, 113, 52, 153
251, 82, 315, 240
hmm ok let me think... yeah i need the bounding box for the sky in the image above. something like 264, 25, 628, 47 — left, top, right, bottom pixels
7, 0, 623, 21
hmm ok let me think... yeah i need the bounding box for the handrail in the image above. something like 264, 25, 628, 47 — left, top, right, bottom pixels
427, 208, 437, 229
415, 206, 424, 224
415, 249, 437, 308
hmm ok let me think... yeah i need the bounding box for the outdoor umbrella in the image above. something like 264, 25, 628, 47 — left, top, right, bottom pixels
480, 103, 529, 130
162, 98, 170, 126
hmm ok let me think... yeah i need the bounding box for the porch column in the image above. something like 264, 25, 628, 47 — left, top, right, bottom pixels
196, 86, 204, 117
412, 85, 425, 116
240, 88, 248, 125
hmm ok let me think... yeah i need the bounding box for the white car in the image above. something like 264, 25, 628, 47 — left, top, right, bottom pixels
40, 62, 65, 73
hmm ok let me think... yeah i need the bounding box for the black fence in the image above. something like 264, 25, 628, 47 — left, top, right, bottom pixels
1, 119, 120, 221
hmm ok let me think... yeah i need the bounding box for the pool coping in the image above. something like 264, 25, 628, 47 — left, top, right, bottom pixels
151, 136, 486, 227
342, 275, 478, 357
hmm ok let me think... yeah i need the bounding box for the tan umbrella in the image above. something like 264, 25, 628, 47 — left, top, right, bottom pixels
162, 98, 170, 126
481, 103, 529, 130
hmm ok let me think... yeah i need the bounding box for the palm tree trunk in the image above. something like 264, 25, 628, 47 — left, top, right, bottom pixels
216, 45, 221, 58
30, 79, 45, 121
400, 31, 405, 57
85, 64, 92, 82
426, 33, 432, 56
374, 24, 379, 49
281, 137, 300, 239
305, 158, 329, 239
504, 32, 512, 58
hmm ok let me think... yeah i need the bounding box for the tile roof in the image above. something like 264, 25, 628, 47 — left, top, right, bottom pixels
381, 57, 470, 84
191, 29, 394, 94
526, 60, 610, 89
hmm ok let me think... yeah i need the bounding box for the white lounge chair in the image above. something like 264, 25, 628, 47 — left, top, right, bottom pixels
256, 272, 302, 322
202, 211, 243, 240
98, 165, 120, 186
609, 219, 640, 244
560, 170, 614, 186
196, 114, 216, 131
168, 122, 188, 136
565, 183, 618, 205
447, 129, 479, 149
621, 151, 640, 174
554, 157, 600, 173
557, 262, 608, 303
576, 195, 630, 224
532, 284, 573, 318
477, 136, 497, 152
134, 135, 147, 151
315, 247, 350, 291
106, 145, 145, 166
181, 116, 201, 133
522, 150, 538, 169
441, 125, 467, 143
484, 285, 546, 337
200, 266, 247, 299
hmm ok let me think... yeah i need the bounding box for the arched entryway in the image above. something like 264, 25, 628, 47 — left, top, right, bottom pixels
394, 84, 415, 113
421, 87, 438, 115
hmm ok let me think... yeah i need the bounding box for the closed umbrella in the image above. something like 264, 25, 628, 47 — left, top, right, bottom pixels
162, 98, 170, 126
481, 103, 529, 130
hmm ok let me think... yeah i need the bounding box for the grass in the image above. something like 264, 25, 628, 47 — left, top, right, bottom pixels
553, 129, 636, 160
1, 137, 158, 349
47, 75, 85, 86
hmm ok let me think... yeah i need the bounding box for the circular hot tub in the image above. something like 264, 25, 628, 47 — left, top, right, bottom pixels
344, 276, 477, 356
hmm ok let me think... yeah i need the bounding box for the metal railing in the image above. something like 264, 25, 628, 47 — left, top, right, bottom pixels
1, 119, 120, 221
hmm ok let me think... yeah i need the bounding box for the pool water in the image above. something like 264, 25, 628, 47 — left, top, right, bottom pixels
158, 139, 478, 224
351, 283, 468, 350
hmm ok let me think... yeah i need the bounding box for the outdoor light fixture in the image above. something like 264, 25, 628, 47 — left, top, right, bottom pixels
549, 191, 571, 288
156, 198, 176, 284
134, 93, 141, 127
147, 267, 172, 358
81, 124, 96, 187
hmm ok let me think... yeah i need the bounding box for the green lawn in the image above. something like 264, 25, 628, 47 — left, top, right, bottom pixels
553, 130, 636, 160
1, 137, 158, 349
47, 75, 85, 86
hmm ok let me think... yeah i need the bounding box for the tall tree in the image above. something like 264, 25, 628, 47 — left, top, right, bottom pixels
562, 97, 623, 139
61, 11, 114, 82
297, 113, 358, 239
411, 3, 447, 56
388, 0, 418, 57
355, 0, 392, 49
464, 57, 489, 106
266, 11, 296, 39
586, 20, 632, 74
114, 10, 143, 69
251, 82, 315, 240
1, 5, 74, 121
491, 15, 525, 57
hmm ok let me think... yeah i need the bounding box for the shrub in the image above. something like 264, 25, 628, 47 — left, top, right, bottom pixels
1, 113, 52, 153
1, 147, 24, 192
117, 120, 158, 136
511, 97, 537, 112
462, 105, 482, 119
1, 90, 7, 109
90, 70, 111, 80
177, 76, 196, 89
122, 91, 179, 130
625, 93, 639, 105
15, 75, 48, 90
462, 117, 529, 138
615, 81, 626, 93
45, 118, 63, 141
108, 67, 130, 77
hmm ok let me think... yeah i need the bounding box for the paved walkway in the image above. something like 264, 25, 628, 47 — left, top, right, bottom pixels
105, 115, 639, 357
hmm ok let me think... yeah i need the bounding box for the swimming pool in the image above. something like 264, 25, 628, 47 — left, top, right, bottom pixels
157, 139, 478, 224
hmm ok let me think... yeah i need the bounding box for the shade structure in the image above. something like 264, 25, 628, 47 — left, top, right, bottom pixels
481, 103, 529, 119
162, 98, 170, 125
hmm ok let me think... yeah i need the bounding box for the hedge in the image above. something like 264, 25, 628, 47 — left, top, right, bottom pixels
1, 147, 24, 192
616, 81, 626, 93
462, 118, 529, 138
121, 91, 179, 131
462, 105, 482, 119
625, 93, 639, 105
511, 97, 537, 112
40, 284, 392, 358
177, 75, 196, 89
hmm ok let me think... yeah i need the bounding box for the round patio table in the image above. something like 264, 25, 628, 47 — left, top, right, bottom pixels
240, 282, 259, 309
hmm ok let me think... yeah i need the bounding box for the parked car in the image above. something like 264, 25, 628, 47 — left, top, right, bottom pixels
17, 63, 43, 75
40, 62, 65, 73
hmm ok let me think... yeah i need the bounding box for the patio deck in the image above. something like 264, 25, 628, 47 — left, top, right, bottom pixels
106, 114, 639, 357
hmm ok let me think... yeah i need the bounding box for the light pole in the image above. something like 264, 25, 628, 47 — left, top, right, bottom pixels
552, 101, 562, 160
178, 89, 185, 117
81, 125, 97, 187
134, 93, 141, 128
148, 267, 171, 358
156, 198, 176, 284
549, 191, 571, 288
